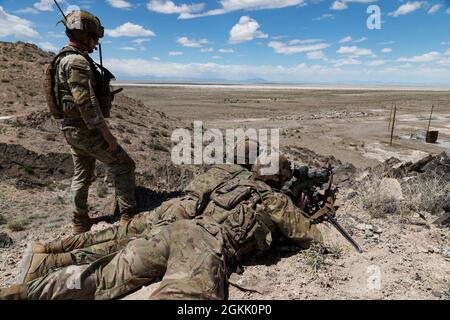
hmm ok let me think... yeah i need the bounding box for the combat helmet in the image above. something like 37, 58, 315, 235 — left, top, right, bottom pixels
61, 10, 104, 42
251, 152, 292, 189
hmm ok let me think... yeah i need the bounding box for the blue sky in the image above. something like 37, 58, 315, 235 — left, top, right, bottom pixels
1, 0, 450, 84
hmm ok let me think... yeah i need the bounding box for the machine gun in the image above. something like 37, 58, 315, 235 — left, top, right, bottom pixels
283, 164, 363, 253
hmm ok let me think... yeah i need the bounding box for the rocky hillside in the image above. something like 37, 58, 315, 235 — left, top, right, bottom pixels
0, 41, 53, 115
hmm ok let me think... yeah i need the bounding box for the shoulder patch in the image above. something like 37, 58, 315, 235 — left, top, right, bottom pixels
63, 54, 91, 71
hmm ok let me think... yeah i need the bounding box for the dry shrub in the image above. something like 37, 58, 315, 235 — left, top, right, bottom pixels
356, 173, 449, 217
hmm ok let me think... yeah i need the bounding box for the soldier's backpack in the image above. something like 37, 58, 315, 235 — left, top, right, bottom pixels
43, 50, 80, 119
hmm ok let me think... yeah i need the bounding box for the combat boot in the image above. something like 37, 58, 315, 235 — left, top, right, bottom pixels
72, 214, 94, 234
0, 285, 28, 300
119, 208, 136, 225
18, 245, 75, 284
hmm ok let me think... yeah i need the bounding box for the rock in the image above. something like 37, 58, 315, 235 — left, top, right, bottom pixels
365, 229, 374, 237
379, 178, 404, 201
442, 247, 450, 259
356, 223, 367, 231
372, 226, 382, 234
433, 212, 450, 227
0, 232, 13, 248
346, 191, 358, 200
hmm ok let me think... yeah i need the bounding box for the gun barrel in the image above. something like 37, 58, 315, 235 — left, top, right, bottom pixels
326, 213, 363, 253
112, 88, 124, 95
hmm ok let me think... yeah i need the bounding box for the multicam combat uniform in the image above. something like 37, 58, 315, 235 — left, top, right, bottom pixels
17, 164, 322, 300
55, 45, 136, 225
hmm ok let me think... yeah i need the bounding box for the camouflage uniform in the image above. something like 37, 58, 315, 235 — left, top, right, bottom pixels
17, 165, 322, 300
55, 45, 136, 224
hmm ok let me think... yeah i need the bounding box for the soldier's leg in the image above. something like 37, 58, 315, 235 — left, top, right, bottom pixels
86, 142, 136, 224
25, 264, 97, 300
22, 229, 170, 301
70, 146, 96, 234
151, 220, 228, 300
93, 235, 170, 300
34, 210, 161, 254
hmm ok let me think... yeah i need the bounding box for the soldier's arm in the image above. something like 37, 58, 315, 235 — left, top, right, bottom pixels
262, 193, 323, 248
66, 56, 105, 129
67, 56, 118, 151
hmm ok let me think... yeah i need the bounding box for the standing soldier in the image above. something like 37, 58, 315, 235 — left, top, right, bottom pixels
44, 10, 136, 234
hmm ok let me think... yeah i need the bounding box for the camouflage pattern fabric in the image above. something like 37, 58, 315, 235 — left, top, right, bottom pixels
26, 218, 227, 300
54, 46, 136, 219
41, 165, 245, 261
18, 166, 322, 300
56, 46, 104, 129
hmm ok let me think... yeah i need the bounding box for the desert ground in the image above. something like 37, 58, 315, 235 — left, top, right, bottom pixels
0, 42, 449, 300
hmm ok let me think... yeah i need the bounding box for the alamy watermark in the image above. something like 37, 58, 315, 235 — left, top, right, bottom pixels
171, 121, 280, 175
367, 5, 382, 30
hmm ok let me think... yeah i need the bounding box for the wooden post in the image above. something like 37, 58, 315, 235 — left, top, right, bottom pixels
390, 104, 397, 147
388, 102, 394, 132
427, 105, 434, 132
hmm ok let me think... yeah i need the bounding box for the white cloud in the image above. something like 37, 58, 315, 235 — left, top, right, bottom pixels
339, 36, 368, 44
65, 5, 82, 15
0, 6, 39, 38
153, 57, 161, 61
313, 13, 334, 21
438, 57, 450, 66
381, 48, 392, 53
200, 47, 214, 52
180, 0, 306, 19
132, 38, 150, 45
212, 56, 223, 59
389, 1, 425, 17
427, 4, 442, 14
169, 51, 183, 56
447, 7, 450, 14
332, 58, 362, 66
147, 0, 205, 14
331, 0, 378, 11
177, 37, 209, 48
269, 41, 330, 55
339, 36, 352, 43
307, 50, 325, 60
38, 42, 58, 52
219, 48, 234, 53
337, 46, 374, 56
120, 46, 137, 51
107, 0, 133, 9
106, 22, 156, 37
445, 49, 450, 56
397, 51, 442, 62
353, 37, 368, 43
15, 8, 40, 14
366, 60, 388, 66
229, 16, 268, 44
33, 0, 56, 11
290, 39, 323, 45
378, 41, 395, 45
104, 58, 450, 84
331, 1, 348, 10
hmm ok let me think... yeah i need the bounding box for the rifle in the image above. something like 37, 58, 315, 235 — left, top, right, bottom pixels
283, 164, 364, 253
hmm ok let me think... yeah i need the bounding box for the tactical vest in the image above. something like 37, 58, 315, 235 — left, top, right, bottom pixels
186, 166, 276, 262
43, 47, 114, 121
